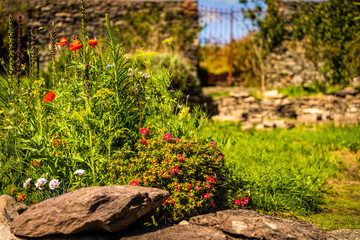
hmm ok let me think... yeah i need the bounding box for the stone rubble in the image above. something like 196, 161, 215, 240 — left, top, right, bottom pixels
211, 89, 360, 129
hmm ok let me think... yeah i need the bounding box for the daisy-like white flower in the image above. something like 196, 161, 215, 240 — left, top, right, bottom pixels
35, 178, 47, 190
49, 179, 60, 190
74, 169, 86, 176
23, 178, 32, 188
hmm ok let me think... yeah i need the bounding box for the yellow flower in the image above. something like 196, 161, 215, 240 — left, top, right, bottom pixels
178, 107, 190, 119
10, 186, 16, 195
162, 37, 174, 45
0, 109, 4, 114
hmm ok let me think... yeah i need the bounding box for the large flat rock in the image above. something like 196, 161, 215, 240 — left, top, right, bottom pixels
11, 185, 169, 238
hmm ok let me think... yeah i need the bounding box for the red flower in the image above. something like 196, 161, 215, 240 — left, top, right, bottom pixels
140, 128, 148, 135
56, 37, 67, 46
69, 39, 83, 51
130, 180, 138, 186
44, 90, 55, 102
241, 197, 250, 205
234, 199, 241, 205
207, 176, 215, 183
178, 154, 185, 161
32, 161, 41, 167
141, 139, 147, 146
203, 193, 210, 199
88, 38, 98, 48
163, 133, 172, 140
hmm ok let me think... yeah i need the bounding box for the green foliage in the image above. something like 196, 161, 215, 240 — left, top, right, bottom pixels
293, 0, 360, 84
0, 10, 207, 208
278, 84, 322, 98
108, 131, 248, 223
130, 52, 201, 93
201, 122, 360, 215
115, 6, 199, 56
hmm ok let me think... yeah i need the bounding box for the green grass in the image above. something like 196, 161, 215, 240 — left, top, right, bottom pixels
303, 180, 360, 229
200, 121, 360, 219
209, 91, 230, 98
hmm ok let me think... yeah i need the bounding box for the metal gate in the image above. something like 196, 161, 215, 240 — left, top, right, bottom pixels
198, 5, 253, 86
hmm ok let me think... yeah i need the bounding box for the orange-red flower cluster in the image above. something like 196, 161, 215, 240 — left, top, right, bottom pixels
69, 39, 83, 51
56, 37, 67, 46
32, 161, 41, 167
88, 38, 98, 47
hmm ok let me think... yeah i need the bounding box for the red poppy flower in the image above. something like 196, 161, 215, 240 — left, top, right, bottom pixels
56, 37, 67, 46
44, 90, 55, 102
69, 39, 83, 51
88, 38, 98, 48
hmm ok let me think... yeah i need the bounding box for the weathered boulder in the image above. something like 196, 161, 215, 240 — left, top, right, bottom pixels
329, 229, 360, 240
0, 195, 28, 240
11, 185, 169, 238
189, 210, 335, 240
122, 224, 227, 240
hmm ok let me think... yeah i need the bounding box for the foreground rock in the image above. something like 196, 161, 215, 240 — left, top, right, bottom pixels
0, 195, 28, 240
190, 210, 335, 240
123, 209, 336, 240
329, 229, 360, 240
11, 185, 169, 238
122, 224, 227, 240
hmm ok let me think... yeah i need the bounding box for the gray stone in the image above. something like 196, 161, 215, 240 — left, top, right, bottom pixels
189, 210, 335, 240
328, 229, 360, 240
230, 91, 250, 98
263, 119, 275, 128
241, 123, 253, 131
122, 224, 227, 240
255, 124, 265, 130
11, 186, 169, 238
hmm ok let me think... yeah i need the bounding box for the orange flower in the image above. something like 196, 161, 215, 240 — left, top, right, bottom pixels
69, 39, 83, 51
44, 90, 55, 102
16, 193, 26, 202
88, 38, 98, 48
56, 37, 67, 46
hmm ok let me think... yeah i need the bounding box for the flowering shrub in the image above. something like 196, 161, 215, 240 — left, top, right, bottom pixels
108, 130, 249, 223
0, 1, 249, 221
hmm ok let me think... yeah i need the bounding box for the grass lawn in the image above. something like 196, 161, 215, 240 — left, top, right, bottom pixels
200, 121, 360, 229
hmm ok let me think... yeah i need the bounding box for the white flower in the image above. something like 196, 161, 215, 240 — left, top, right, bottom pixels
23, 178, 32, 188
35, 178, 47, 190
49, 179, 60, 190
74, 169, 86, 176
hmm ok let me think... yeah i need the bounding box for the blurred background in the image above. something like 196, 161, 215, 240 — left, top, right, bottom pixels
0, 0, 359, 94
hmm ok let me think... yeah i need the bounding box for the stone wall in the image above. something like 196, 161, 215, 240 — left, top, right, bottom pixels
265, 40, 324, 89
211, 89, 360, 129
5, 0, 199, 68
265, 1, 325, 89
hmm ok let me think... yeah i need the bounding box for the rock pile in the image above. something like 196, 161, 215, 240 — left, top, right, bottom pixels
211, 89, 360, 129
0, 185, 341, 239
